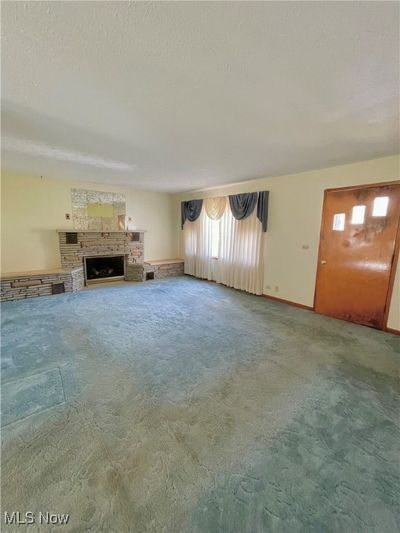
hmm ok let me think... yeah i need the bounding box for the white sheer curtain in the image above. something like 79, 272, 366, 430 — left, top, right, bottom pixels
183, 206, 213, 280
182, 215, 199, 276
215, 206, 263, 294
183, 200, 264, 295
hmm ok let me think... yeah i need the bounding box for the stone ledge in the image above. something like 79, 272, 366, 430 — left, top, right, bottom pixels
1, 267, 84, 302
146, 259, 184, 266
143, 259, 184, 280
56, 229, 147, 233
1, 268, 73, 279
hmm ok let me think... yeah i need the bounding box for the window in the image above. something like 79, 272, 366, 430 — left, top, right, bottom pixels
372, 196, 389, 217
211, 220, 220, 258
351, 205, 366, 224
332, 213, 345, 231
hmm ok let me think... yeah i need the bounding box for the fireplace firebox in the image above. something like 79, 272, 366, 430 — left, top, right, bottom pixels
85, 255, 125, 283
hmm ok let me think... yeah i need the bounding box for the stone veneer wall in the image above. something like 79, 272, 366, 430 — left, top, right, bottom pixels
1, 267, 84, 302
58, 231, 145, 282
126, 264, 145, 282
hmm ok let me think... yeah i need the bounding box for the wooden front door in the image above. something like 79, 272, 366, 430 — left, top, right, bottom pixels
315, 182, 400, 329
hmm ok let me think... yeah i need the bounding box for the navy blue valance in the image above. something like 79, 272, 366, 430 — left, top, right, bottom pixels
229, 191, 269, 232
181, 199, 203, 228
229, 193, 258, 221
257, 191, 269, 232
182, 192, 269, 232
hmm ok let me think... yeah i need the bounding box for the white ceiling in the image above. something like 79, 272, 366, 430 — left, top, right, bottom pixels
2, 1, 399, 193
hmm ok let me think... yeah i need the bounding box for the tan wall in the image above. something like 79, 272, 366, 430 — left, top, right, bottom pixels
173, 155, 400, 330
1, 173, 175, 272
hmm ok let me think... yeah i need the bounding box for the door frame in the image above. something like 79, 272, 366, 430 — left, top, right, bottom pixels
314, 180, 400, 331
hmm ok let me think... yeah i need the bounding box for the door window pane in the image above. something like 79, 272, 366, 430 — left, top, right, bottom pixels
332, 213, 345, 231
372, 196, 389, 217
351, 205, 366, 224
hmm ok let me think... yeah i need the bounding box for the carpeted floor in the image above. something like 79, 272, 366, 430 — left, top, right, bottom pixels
1, 277, 399, 532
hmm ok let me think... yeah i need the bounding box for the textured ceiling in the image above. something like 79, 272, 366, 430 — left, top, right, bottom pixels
2, 1, 399, 193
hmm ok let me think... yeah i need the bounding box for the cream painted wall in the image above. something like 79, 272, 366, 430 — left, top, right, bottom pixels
2, 157, 399, 329
173, 155, 400, 330
1, 173, 175, 272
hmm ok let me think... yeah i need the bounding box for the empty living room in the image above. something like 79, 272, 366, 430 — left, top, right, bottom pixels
1, 1, 399, 532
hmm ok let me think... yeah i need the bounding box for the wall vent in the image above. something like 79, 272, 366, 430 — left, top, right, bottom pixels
52, 283, 65, 294
66, 232, 78, 244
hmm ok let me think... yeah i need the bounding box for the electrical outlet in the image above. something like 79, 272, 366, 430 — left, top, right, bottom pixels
265, 285, 271, 290
274, 286, 279, 292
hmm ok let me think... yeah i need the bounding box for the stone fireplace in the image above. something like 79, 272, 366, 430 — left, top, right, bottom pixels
1, 229, 184, 301
58, 230, 145, 284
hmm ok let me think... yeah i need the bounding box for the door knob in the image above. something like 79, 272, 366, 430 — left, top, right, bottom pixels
321, 260, 327, 265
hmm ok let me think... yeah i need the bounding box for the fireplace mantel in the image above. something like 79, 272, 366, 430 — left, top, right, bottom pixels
56, 229, 147, 233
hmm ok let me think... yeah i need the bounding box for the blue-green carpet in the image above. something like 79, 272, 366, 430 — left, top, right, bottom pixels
1, 277, 399, 532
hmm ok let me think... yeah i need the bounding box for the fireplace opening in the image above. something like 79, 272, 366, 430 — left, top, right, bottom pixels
85, 256, 125, 283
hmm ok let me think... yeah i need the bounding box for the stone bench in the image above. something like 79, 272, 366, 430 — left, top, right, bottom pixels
1, 267, 84, 302
143, 259, 184, 281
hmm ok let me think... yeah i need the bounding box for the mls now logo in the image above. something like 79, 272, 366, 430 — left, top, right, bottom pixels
4, 511, 70, 525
